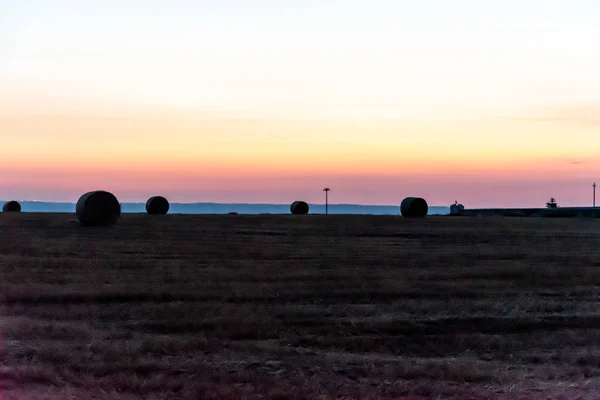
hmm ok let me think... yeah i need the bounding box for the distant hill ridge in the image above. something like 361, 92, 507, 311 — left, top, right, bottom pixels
0, 201, 450, 215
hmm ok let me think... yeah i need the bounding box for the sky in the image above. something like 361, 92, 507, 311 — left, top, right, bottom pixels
1, 0, 599, 207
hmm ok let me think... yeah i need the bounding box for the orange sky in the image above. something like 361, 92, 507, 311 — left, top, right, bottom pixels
1, 99, 598, 207
1, 1, 599, 207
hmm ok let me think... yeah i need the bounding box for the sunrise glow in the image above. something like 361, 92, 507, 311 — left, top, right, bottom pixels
1, 1, 599, 207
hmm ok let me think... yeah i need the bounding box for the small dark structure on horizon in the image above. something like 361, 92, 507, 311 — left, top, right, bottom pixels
2, 201, 22, 212
546, 197, 558, 209
323, 188, 330, 215
146, 196, 170, 215
228, 212, 239, 215
290, 201, 309, 215
76, 190, 121, 227
449, 200, 464, 216
401, 197, 428, 218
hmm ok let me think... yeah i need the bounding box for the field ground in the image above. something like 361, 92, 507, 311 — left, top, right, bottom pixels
1, 214, 600, 399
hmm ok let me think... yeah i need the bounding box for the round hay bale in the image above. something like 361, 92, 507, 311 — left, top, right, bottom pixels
76, 190, 121, 227
146, 196, 169, 215
400, 197, 428, 218
290, 201, 309, 215
2, 201, 21, 212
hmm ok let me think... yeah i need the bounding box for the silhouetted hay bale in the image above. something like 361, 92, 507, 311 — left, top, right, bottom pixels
2, 201, 21, 212
290, 201, 309, 215
76, 190, 121, 227
146, 196, 169, 215
400, 197, 428, 218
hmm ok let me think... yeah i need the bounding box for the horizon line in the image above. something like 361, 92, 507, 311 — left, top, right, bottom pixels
0, 200, 449, 208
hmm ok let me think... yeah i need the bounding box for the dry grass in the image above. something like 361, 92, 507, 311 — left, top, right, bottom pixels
1, 213, 600, 399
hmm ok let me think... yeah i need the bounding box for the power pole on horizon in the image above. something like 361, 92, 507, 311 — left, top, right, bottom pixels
323, 188, 330, 215
594, 182, 597, 209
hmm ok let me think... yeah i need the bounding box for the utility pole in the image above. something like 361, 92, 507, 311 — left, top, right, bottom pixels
323, 188, 330, 215
594, 182, 597, 209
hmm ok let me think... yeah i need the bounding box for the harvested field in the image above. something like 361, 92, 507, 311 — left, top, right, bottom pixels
1, 213, 600, 399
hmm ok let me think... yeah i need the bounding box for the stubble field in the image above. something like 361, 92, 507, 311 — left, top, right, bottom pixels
1, 213, 600, 399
